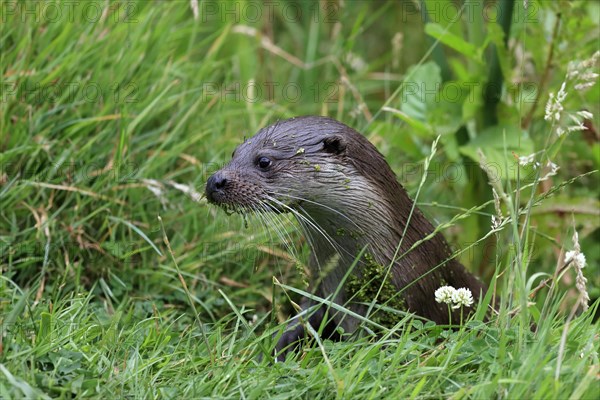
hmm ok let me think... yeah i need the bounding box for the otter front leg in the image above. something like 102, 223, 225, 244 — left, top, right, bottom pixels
274, 301, 340, 361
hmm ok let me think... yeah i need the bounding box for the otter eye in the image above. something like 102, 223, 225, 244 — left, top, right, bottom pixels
257, 156, 272, 170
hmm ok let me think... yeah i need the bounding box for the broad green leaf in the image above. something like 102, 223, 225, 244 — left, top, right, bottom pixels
428, 80, 467, 137
425, 23, 479, 60
459, 124, 534, 181
400, 61, 442, 124
423, 0, 464, 38
383, 107, 433, 137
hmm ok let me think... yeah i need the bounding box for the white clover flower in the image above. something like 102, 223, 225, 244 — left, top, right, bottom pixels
451, 288, 474, 309
435, 286, 456, 304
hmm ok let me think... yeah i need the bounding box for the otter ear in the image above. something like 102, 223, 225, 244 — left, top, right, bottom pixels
322, 136, 346, 155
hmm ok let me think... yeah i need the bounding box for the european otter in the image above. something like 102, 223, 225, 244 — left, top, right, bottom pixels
205, 116, 487, 360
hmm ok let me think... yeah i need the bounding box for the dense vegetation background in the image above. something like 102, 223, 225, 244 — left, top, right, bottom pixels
1, 0, 598, 398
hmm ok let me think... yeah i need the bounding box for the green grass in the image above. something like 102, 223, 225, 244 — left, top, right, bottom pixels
1, 0, 599, 398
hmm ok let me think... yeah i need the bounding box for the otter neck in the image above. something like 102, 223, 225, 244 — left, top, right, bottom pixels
295, 179, 404, 270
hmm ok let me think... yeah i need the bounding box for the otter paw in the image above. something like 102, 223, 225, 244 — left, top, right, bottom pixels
274, 324, 305, 362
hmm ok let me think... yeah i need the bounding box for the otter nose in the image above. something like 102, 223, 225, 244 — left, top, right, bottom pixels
205, 171, 227, 202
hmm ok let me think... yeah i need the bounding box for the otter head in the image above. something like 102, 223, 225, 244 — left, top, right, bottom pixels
206, 116, 401, 219
205, 115, 417, 272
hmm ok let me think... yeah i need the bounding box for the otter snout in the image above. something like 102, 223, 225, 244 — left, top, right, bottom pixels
205, 171, 228, 204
